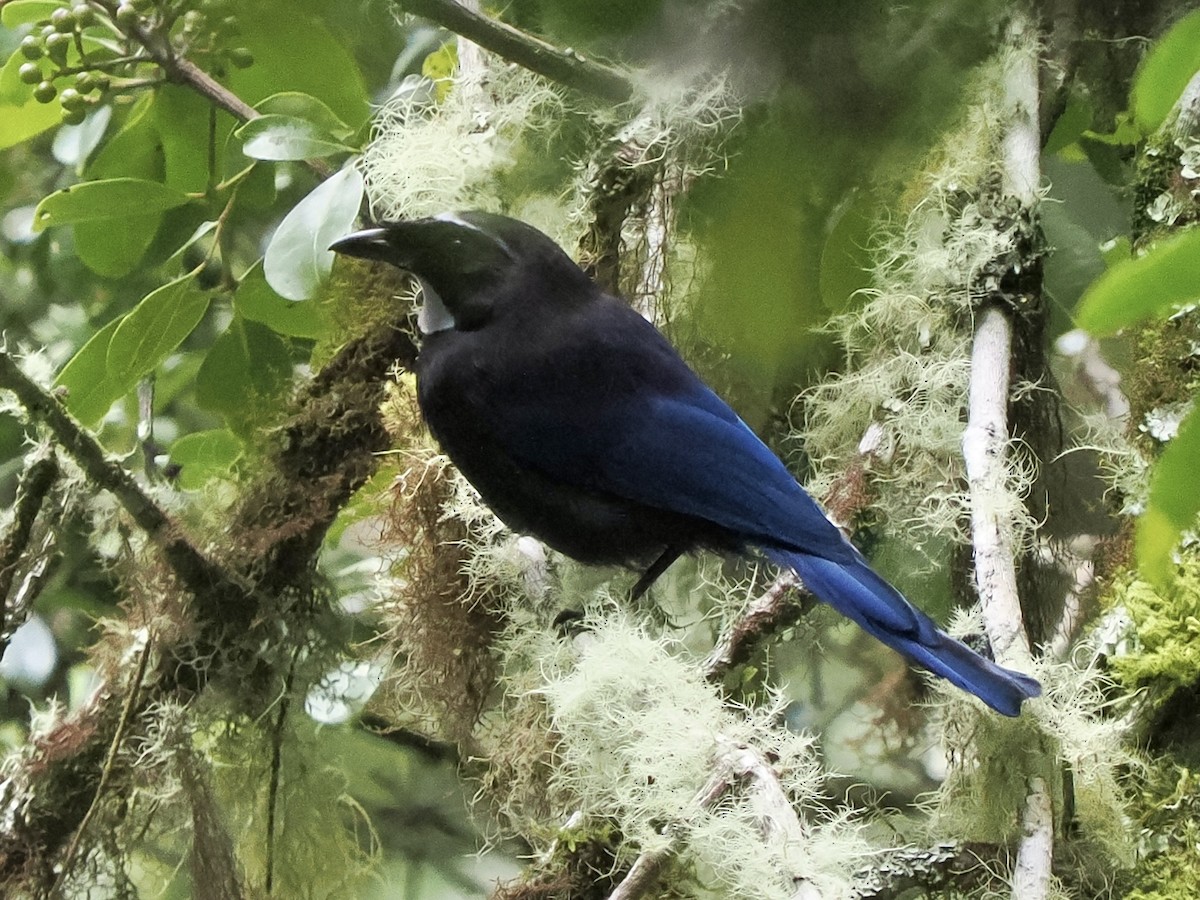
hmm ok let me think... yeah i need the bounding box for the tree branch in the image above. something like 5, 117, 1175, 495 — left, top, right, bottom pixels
704, 572, 809, 681
849, 842, 1003, 899
0, 351, 246, 603
962, 18, 1053, 900
607, 736, 825, 900
0, 446, 58, 652
964, 16, 1041, 673
1011, 775, 1054, 899
395, 0, 635, 103
0, 311, 416, 890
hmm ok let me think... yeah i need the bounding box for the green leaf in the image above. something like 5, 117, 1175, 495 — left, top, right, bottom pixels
107, 276, 211, 382
1, 46, 32, 105
1075, 229, 1200, 334
422, 42, 457, 101
1138, 405, 1200, 585
1131, 7, 1200, 133
237, 114, 351, 161
196, 318, 293, 434
86, 93, 162, 181
154, 84, 216, 192
225, 0, 369, 130
235, 261, 329, 339
33, 178, 194, 231
54, 317, 138, 425
263, 164, 363, 300
1044, 93, 1092, 156
0, 91, 60, 150
75, 99, 168, 277
256, 92, 353, 139
0, 0, 61, 27
170, 429, 243, 490
818, 190, 873, 311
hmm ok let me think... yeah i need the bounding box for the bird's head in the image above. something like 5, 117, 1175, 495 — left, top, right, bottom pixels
330, 211, 593, 333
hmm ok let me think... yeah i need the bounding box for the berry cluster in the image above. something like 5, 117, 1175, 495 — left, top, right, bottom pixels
17, 4, 110, 124
13, 0, 255, 125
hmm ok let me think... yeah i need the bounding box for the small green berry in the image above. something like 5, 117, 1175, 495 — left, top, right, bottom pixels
229, 47, 253, 68
44, 31, 69, 61
51, 8, 76, 32
115, 3, 139, 26
93, 73, 110, 92
61, 106, 86, 125
19, 35, 43, 60
18, 62, 43, 85
75, 71, 95, 93
41, 24, 58, 40
72, 4, 95, 25
33, 81, 57, 103
59, 87, 85, 110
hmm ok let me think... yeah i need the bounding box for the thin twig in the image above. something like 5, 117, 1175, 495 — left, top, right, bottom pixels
0, 446, 58, 650
265, 646, 300, 896
90, 0, 333, 178
604, 739, 754, 900
53, 631, 153, 893
396, 0, 634, 103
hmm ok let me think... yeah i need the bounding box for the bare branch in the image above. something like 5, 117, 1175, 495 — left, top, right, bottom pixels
396, 0, 634, 103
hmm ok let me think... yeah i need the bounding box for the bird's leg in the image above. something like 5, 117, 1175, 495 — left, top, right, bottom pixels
630, 545, 684, 601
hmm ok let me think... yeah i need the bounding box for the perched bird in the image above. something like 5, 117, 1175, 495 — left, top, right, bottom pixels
330, 212, 1041, 716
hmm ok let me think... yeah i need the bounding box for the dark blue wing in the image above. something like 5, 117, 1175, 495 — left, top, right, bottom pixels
481, 325, 856, 565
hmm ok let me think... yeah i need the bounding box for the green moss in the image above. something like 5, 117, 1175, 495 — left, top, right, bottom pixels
1108, 563, 1200, 689
1120, 767, 1200, 899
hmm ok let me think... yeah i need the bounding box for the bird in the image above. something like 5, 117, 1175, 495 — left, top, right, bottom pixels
330, 211, 1041, 716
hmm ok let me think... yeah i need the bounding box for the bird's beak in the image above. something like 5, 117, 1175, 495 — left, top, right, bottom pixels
328, 227, 393, 262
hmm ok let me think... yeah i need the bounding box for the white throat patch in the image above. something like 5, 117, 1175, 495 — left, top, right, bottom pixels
417, 278, 455, 334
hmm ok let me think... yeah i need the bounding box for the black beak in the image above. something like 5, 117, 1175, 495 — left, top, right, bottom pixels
328, 227, 393, 262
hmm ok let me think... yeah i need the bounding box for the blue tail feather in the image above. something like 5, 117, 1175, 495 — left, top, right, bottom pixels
767, 548, 1041, 717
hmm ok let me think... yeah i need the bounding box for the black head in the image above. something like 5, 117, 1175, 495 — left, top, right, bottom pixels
329, 211, 594, 331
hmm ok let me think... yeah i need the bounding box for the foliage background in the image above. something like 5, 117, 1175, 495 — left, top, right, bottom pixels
0, 0, 1199, 897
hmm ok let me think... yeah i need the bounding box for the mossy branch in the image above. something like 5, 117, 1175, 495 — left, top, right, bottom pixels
607, 736, 821, 900
0, 350, 246, 604
962, 17, 1052, 900
395, 0, 635, 103
0, 314, 416, 891
703, 572, 811, 680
